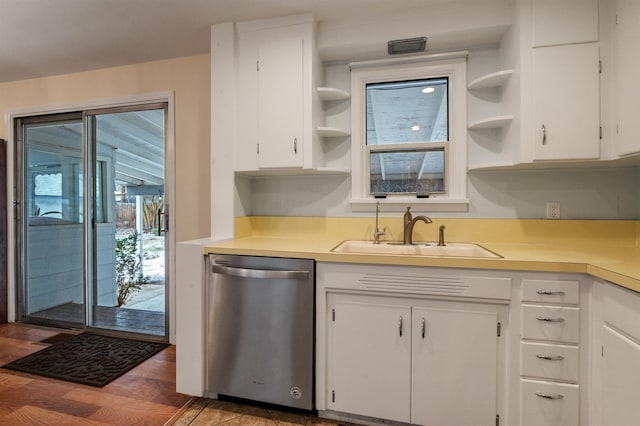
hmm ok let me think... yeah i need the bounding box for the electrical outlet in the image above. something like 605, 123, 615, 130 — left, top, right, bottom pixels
546, 202, 561, 219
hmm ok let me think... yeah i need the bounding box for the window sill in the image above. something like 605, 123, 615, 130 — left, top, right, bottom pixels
350, 198, 469, 213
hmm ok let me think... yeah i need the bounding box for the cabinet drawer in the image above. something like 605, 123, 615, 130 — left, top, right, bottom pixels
522, 279, 579, 305
521, 342, 579, 382
521, 379, 579, 426
522, 305, 580, 343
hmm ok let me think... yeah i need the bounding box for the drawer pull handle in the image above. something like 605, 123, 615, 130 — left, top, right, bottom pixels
399, 316, 403, 337
421, 317, 426, 339
535, 392, 564, 400
536, 354, 565, 361
536, 316, 565, 323
536, 290, 565, 296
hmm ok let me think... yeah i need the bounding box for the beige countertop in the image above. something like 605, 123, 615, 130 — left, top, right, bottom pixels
204, 238, 640, 293
204, 217, 640, 292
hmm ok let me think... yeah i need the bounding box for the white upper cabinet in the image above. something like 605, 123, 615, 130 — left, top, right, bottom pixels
612, 0, 640, 157
234, 16, 319, 172
257, 35, 305, 168
235, 29, 260, 172
532, 43, 601, 161
532, 0, 598, 47
520, 0, 603, 163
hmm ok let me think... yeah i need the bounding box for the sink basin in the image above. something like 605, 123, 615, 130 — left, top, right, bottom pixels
332, 240, 502, 259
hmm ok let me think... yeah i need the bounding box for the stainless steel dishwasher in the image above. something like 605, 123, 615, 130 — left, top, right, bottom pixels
206, 254, 315, 410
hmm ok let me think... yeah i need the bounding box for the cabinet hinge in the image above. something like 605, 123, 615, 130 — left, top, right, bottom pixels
496, 414, 500, 426
332, 390, 335, 402
497, 322, 501, 337
332, 308, 335, 322
599, 126, 602, 140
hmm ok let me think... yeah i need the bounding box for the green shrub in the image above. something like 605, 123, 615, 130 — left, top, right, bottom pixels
115, 232, 149, 306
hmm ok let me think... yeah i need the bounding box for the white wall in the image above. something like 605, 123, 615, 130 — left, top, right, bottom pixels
317, 0, 513, 62
250, 174, 352, 217
217, 0, 640, 222
0, 55, 211, 243
467, 168, 639, 219
247, 168, 639, 219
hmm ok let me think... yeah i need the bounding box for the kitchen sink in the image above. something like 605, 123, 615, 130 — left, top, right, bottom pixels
331, 240, 502, 258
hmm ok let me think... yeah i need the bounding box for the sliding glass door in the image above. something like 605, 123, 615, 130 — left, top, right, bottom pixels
15, 104, 168, 340
17, 113, 85, 327
87, 107, 167, 336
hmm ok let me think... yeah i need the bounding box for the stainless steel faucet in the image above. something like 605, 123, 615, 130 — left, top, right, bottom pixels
403, 206, 432, 245
374, 202, 385, 244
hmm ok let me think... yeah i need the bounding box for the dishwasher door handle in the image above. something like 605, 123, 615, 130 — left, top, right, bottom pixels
211, 264, 309, 280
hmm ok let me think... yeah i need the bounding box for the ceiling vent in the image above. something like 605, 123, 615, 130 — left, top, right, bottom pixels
387, 37, 427, 55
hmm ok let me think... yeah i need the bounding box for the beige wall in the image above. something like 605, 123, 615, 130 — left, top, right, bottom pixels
0, 54, 211, 242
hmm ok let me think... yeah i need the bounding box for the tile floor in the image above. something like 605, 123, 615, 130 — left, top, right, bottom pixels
173, 398, 353, 426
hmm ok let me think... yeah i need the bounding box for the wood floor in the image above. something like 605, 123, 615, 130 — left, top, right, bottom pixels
0, 323, 351, 426
0, 323, 192, 425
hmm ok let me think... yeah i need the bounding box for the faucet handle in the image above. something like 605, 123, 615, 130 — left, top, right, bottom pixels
404, 206, 412, 224
438, 225, 446, 246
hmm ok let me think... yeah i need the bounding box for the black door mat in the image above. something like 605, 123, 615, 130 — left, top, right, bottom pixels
36, 332, 77, 346
2, 332, 168, 387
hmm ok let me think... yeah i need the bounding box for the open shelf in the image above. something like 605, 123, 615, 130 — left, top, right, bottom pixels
468, 115, 514, 130
318, 126, 351, 137
468, 69, 514, 90
317, 87, 350, 101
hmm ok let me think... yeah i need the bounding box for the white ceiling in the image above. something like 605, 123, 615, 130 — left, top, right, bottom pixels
0, 0, 457, 83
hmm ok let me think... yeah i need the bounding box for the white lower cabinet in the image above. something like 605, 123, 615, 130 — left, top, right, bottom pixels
521, 305, 580, 344
411, 306, 501, 426
521, 379, 579, 426
329, 297, 411, 423
317, 264, 600, 426
520, 278, 582, 426
601, 326, 640, 426
327, 292, 505, 426
521, 342, 579, 383
599, 282, 640, 426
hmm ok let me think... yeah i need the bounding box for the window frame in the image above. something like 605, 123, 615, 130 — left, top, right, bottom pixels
350, 54, 469, 212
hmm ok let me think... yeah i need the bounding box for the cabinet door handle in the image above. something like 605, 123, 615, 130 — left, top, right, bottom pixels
536, 290, 565, 296
399, 316, 403, 337
535, 392, 564, 400
541, 124, 547, 145
536, 354, 565, 361
293, 137, 298, 154
536, 316, 565, 323
421, 318, 426, 339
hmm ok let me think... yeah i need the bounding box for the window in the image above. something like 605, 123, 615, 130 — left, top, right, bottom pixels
367, 78, 448, 195
350, 54, 469, 212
